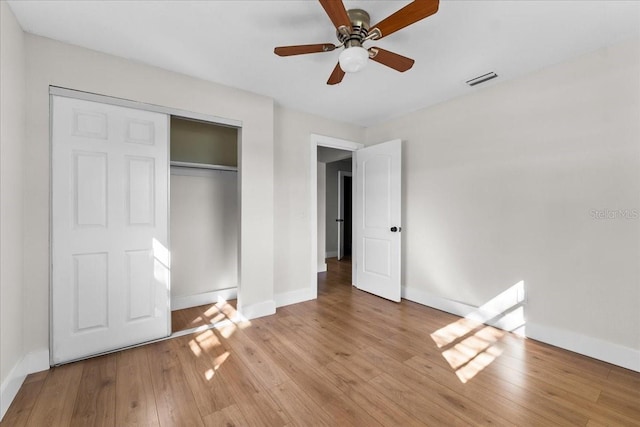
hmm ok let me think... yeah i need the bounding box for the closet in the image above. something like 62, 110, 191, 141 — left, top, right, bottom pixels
50, 88, 240, 364
169, 117, 239, 314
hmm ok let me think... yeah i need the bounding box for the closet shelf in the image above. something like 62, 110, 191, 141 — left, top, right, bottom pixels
170, 161, 238, 172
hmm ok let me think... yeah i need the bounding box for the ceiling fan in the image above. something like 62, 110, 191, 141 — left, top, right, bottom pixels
274, 0, 439, 85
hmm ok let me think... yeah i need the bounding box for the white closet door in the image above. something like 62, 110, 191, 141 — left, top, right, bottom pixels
51, 95, 170, 364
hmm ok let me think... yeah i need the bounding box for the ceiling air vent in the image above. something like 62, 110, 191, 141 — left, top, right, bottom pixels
466, 72, 498, 87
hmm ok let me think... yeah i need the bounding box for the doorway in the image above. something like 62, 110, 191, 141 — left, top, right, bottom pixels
311, 135, 363, 299
318, 148, 353, 293
310, 134, 403, 305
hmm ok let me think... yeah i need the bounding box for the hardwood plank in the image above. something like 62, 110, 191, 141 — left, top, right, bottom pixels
386, 320, 606, 410
170, 308, 190, 333
70, 354, 117, 426
477, 356, 633, 426
232, 390, 289, 427
596, 390, 640, 423
115, 346, 160, 426
329, 349, 385, 383
484, 348, 603, 402
266, 381, 333, 427
264, 353, 382, 425
25, 362, 84, 426
146, 339, 204, 427
171, 328, 235, 417
369, 373, 469, 426
273, 316, 338, 366
221, 328, 290, 390
243, 317, 383, 425
171, 302, 231, 333
202, 404, 249, 427
362, 346, 517, 426
403, 355, 563, 426
0, 371, 47, 426
607, 365, 640, 391
323, 361, 428, 426
214, 350, 263, 399
23, 370, 49, 385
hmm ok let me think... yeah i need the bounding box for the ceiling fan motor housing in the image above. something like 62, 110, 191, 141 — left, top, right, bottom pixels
338, 9, 371, 49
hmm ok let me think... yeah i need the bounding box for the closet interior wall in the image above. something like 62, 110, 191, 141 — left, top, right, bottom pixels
170, 117, 239, 310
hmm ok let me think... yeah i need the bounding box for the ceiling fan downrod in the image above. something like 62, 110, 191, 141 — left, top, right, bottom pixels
337, 9, 371, 49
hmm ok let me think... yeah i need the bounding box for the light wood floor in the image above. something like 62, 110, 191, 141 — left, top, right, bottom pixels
172, 300, 237, 334
3, 257, 640, 426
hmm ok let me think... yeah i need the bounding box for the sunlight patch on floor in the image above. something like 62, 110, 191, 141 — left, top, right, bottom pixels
179, 296, 251, 382
203, 351, 230, 381
431, 281, 526, 383
454, 344, 504, 383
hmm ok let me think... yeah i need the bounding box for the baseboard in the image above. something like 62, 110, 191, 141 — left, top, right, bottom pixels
238, 299, 276, 320
317, 263, 327, 273
402, 285, 640, 373
402, 286, 477, 318
171, 288, 238, 311
1, 349, 49, 421
325, 251, 338, 258
275, 287, 316, 308
527, 322, 640, 373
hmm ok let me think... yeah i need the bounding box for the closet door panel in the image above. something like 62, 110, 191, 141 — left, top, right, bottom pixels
52, 95, 169, 365
126, 156, 155, 226
125, 249, 155, 321
73, 151, 108, 227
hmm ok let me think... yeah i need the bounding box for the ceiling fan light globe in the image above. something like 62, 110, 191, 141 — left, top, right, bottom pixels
338, 46, 369, 73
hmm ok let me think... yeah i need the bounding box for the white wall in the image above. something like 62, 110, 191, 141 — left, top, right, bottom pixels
366, 38, 640, 369
0, 0, 27, 417
273, 106, 363, 300
170, 169, 238, 302
325, 158, 352, 257
22, 33, 276, 361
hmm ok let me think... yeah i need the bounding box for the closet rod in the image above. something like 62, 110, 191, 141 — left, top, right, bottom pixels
170, 161, 238, 172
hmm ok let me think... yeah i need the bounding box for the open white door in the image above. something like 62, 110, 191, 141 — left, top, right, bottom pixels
51, 96, 170, 364
355, 139, 401, 302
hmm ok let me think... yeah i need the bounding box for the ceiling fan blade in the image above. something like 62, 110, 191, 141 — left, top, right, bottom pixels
274, 44, 336, 57
327, 63, 345, 85
370, 0, 439, 39
318, 0, 352, 34
369, 47, 415, 72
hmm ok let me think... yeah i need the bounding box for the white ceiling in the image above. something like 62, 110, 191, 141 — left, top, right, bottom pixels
8, 1, 640, 127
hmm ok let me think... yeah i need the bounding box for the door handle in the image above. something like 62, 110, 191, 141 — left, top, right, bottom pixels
390, 226, 401, 232
336, 219, 344, 222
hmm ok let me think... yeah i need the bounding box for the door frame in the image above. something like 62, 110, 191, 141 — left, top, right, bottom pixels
337, 170, 352, 260
49, 86, 242, 363
309, 134, 363, 298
